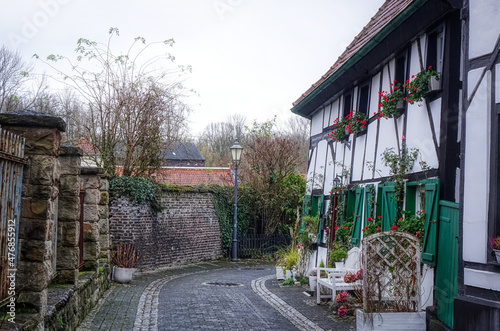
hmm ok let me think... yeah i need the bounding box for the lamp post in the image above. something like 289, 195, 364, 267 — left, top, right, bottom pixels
230, 140, 243, 262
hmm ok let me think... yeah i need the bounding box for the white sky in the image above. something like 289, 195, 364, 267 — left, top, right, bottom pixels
1, 0, 385, 138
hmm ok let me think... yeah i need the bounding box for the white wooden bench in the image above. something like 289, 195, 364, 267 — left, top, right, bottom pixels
316, 247, 362, 304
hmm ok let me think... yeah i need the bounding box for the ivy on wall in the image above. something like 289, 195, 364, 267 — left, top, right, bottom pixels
109, 176, 163, 211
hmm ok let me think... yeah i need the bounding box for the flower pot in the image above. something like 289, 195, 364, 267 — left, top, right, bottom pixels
285, 270, 293, 279
494, 250, 500, 263
113, 266, 137, 284
356, 309, 425, 331
429, 75, 440, 91
276, 266, 285, 280
335, 262, 344, 270
309, 275, 317, 291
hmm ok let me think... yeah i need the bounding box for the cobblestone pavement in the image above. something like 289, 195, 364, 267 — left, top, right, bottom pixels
78, 260, 355, 331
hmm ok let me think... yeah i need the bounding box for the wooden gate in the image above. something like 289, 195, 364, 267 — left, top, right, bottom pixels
434, 200, 459, 328
0, 128, 25, 301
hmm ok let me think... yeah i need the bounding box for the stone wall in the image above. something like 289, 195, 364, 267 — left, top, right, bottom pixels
0, 111, 111, 331
110, 189, 222, 269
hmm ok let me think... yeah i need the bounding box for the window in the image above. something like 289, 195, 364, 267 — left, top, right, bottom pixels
358, 84, 370, 117
395, 55, 407, 86
343, 93, 352, 118
426, 29, 444, 73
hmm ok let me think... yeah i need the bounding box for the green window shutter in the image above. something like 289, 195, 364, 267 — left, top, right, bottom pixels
364, 184, 375, 227
381, 182, 397, 231
422, 179, 440, 265
300, 195, 311, 232
346, 189, 356, 220
376, 184, 384, 218
351, 187, 365, 247
316, 195, 325, 242
311, 196, 319, 217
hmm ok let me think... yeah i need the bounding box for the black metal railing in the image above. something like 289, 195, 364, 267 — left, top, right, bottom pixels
227, 234, 291, 258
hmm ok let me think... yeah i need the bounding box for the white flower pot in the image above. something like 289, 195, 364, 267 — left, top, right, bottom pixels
356, 309, 425, 331
113, 266, 137, 284
429, 75, 440, 91
494, 250, 500, 263
309, 275, 317, 291
276, 266, 285, 280
335, 262, 344, 270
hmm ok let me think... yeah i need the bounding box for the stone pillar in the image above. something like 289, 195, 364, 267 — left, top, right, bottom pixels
0, 110, 66, 314
98, 175, 111, 260
55, 145, 82, 285
80, 167, 104, 271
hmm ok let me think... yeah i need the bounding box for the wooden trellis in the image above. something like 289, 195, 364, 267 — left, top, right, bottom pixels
362, 231, 421, 312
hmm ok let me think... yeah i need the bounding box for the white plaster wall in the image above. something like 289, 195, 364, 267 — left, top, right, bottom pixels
363, 119, 378, 180
465, 268, 500, 292
323, 144, 335, 196
352, 134, 366, 181
375, 118, 398, 178
463, 68, 490, 263
469, 0, 500, 59
311, 109, 324, 135
306, 147, 317, 194
409, 39, 422, 77
420, 265, 434, 310
323, 103, 333, 129
314, 140, 328, 190
370, 73, 381, 116
331, 99, 340, 122
496, 64, 500, 104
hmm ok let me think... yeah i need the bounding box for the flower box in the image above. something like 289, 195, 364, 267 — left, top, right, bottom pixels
356, 309, 425, 331
493, 249, 500, 263
276, 266, 284, 280
429, 75, 440, 92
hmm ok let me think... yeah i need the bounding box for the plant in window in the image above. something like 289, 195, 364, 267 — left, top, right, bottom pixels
404, 66, 440, 105
397, 211, 425, 244
377, 82, 404, 119
362, 216, 382, 238
328, 110, 368, 142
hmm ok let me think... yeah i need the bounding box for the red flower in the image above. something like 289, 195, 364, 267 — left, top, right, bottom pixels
421, 210, 425, 213
391, 225, 397, 231
350, 222, 353, 225
297, 245, 301, 249
366, 217, 372, 222
398, 218, 402, 222
362, 228, 365, 232
377, 227, 381, 231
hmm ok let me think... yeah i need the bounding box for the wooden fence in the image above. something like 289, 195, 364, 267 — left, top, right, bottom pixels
0, 128, 25, 301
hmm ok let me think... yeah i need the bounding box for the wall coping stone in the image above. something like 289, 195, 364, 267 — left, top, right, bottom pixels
0, 110, 66, 132
60, 145, 83, 156
81, 167, 105, 176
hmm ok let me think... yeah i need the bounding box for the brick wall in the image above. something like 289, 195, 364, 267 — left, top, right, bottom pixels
109, 189, 222, 269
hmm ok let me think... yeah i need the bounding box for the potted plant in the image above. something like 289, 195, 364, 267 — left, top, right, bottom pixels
112, 243, 140, 283
377, 82, 404, 119
309, 269, 317, 291
489, 236, 500, 262
330, 249, 348, 270
405, 66, 440, 104
328, 110, 368, 143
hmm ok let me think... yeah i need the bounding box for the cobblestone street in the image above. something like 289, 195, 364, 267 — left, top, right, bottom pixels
77, 260, 355, 331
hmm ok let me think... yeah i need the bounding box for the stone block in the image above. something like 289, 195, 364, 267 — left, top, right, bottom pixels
29, 155, 57, 186
98, 218, 109, 234
83, 222, 99, 242
100, 179, 109, 191
20, 239, 52, 262
54, 269, 78, 285
84, 241, 100, 260
17, 289, 48, 315
98, 205, 109, 219
17, 260, 53, 292
59, 175, 81, 196
56, 247, 79, 269
80, 175, 100, 189
84, 188, 100, 205
59, 155, 82, 176
58, 196, 80, 222
60, 221, 79, 247
19, 218, 50, 240
83, 204, 99, 222
22, 184, 57, 200
99, 233, 110, 251
22, 197, 49, 219
99, 191, 109, 205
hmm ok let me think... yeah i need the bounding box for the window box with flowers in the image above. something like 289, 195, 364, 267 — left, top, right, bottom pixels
376, 83, 405, 119
404, 66, 440, 105
489, 236, 500, 262
328, 110, 368, 143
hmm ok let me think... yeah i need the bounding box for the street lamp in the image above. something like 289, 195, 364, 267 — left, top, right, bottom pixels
230, 140, 243, 262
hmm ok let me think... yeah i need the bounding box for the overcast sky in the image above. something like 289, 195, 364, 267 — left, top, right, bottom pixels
1, 0, 385, 138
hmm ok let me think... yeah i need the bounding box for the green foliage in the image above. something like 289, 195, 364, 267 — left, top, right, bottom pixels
405, 67, 440, 104
334, 217, 353, 251
276, 245, 299, 270
396, 210, 425, 243
109, 176, 163, 211
328, 110, 368, 142
381, 139, 419, 218
281, 278, 295, 286
330, 249, 348, 262
210, 185, 251, 254
302, 215, 319, 234
362, 216, 382, 238
377, 83, 404, 119
296, 276, 308, 285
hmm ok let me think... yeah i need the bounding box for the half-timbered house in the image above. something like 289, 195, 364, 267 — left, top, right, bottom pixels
291, 0, 499, 329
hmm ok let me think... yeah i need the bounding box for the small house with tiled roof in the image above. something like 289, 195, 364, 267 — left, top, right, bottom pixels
292, 0, 500, 329
162, 141, 205, 167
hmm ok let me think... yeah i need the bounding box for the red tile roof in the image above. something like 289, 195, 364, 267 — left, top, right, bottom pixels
293, 0, 413, 107
154, 167, 233, 186
76, 137, 98, 156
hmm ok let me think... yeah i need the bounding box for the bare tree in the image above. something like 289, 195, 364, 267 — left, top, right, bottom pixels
282, 115, 310, 174
197, 114, 247, 166
0, 45, 47, 112
35, 28, 192, 176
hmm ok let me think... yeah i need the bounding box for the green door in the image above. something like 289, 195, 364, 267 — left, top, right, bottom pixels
434, 200, 459, 329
